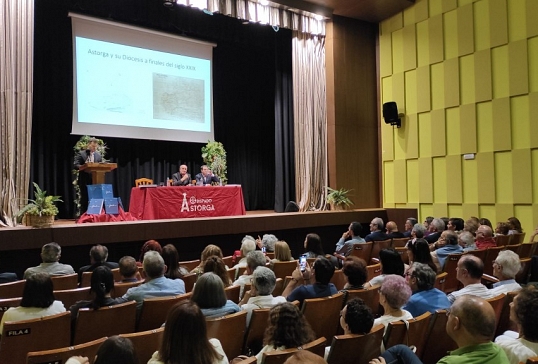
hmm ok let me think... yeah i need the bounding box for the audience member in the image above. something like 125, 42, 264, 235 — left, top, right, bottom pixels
78, 244, 119, 282
409, 223, 426, 241
489, 250, 522, 295
374, 275, 413, 335
268, 241, 294, 269
507, 217, 523, 235
117, 251, 185, 310
403, 218, 418, 237
365, 217, 389, 242
495, 222, 511, 236
161, 244, 189, 280
529, 225, 538, 243
118, 256, 141, 282
385, 221, 405, 238
364, 248, 404, 288
232, 236, 257, 270
191, 272, 240, 318
423, 216, 434, 234
479, 218, 493, 229
440, 217, 450, 230
464, 218, 480, 236
458, 231, 476, 251
24, 242, 75, 279
149, 300, 228, 364
334, 221, 365, 264
203, 255, 232, 287
341, 256, 368, 290
475, 225, 497, 249
195, 164, 221, 186
137, 240, 162, 267
233, 251, 267, 298
424, 218, 444, 244
0, 272, 65, 332
256, 234, 278, 252
403, 263, 450, 317
447, 217, 464, 232
431, 230, 463, 272
303, 233, 326, 259
191, 244, 226, 275
370, 295, 508, 364
406, 239, 437, 273
255, 302, 316, 363
447, 255, 492, 304
239, 267, 286, 324
94, 336, 138, 364
495, 286, 538, 364
171, 164, 190, 186
282, 256, 337, 306
0, 262, 18, 283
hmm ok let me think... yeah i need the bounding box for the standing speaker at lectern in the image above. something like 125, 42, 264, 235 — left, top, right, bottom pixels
74, 137, 103, 212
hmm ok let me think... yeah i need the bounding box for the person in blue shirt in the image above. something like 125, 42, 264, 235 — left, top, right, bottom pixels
333, 221, 365, 265
403, 262, 450, 317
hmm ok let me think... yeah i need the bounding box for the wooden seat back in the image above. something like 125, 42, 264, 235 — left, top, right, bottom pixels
433, 272, 448, 292
392, 238, 409, 248
512, 232, 526, 245
370, 239, 392, 262
80, 271, 93, 287
120, 327, 164, 364
54, 287, 92, 309
516, 258, 532, 284
27, 337, 106, 364
272, 278, 284, 297
137, 292, 192, 332
463, 248, 487, 262
518, 243, 534, 259
483, 246, 504, 276
73, 300, 137, 344
330, 270, 346, 291
326, 324, 384, 364
271, 261, 297, 280
527, 357, 538, 364
261, 337, 326, 364
225, 285, 241, 304
182, 273, 197, 292
0, 279, 25, 299
495, 291, 518, 337
228, 268, 238, 282
384, 311, 432, 358
420, 310, 457, 363
395, 246, 409, 265
0, 311, 71, 364
111, 280, 144, 298
135, 178, 153, 187
486, 293, 506, 333
243, 308, 270, 355
344, 285, 380, 315
0, 297, 22, 322
178, 259, 201, 272
442, 253, 464, 293
302, 292, 344, 344
51, 274, 78, 291
222, 256, 234, 267
350, 242, 373, 262
366, 263, 382, 280
206, 310, 248, 359
494, 234, 512, 247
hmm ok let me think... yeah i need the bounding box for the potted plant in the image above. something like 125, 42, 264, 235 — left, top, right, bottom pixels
17, 183, 63, 228
201, 140, 228, 185
326, 187, 353, 211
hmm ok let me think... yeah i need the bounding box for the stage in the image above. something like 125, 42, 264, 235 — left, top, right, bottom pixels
0, 208, 416, 279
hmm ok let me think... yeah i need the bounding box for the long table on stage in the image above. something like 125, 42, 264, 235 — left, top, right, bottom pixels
129, 185, 246, 220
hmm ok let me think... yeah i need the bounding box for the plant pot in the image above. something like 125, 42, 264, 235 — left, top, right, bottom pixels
330, 203, 346, 211
25, 214, 54, 228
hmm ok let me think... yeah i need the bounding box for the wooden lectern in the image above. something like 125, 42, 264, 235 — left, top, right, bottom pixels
79, 163, 117, 184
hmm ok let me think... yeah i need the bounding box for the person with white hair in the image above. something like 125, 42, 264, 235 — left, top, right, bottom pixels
365, 217, 388, 242
489, 250, 522, 296
232, 236, 257, 270
424, 218, 445, 244
256, 234, 278, 252
24, 242, 75, 279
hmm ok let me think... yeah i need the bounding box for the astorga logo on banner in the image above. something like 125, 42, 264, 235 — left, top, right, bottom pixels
180, 193, 215, 212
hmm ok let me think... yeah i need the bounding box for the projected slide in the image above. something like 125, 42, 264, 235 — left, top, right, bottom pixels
76, 36, 210, 133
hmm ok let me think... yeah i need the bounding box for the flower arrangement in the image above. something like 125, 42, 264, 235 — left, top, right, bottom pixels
17, 183, 63, 227
201, 140, 227, 185
326, 187, 353, 210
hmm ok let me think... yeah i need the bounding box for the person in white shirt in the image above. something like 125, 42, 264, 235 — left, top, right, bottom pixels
447, 255, 493, 304
233, 251, 266, 299
495, 286, 538, 364
239, 266, 286, 325
489, 250, 522, 296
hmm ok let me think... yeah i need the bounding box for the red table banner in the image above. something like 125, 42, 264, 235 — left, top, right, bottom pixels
129, 185, 246, 220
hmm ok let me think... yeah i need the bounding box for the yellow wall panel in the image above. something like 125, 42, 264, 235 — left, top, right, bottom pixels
533, 205, 538, 232
528, 0, 538, 37
462, 157, 478, 203
403, 5, 416, 26
393, 159, 408, 203
509, 40, 529, 96
417, 20, 430, 67
448, 204, 463, 219
446, 107, 461, 155
394, 126, 406, 161
419, 204, 434, 222
443, 0, 457, 13
384, 13, 404, 34
429, 15, 445, 64
418, 157, 433, 202
462, 203, 479, 219
479, 205, 497, 223
392, 29, 404, 75
460, 103, 477, 154
405, 70, 417, 115
382, 76, 393, 103
382, 125, 394, 161
416, 66, 431, 112
446, 155, 463, 204
474, 50, 492, 102
407, 159, 419, 203
405, 114, 419, 159
460, 55, 475, 105
489, 0, 508, 48
492, 97, 511, 152
476, 101, 493, 153
414, 0, 429, 23
393, 72, 406, 111
532, 149, 538, 203
379, 33, 393, 77
476, 152, 495, 204
403, 26, 417, 71
507, 0, 527, 42
384, 161, 395, 204
514, 205, 534, 234
511, 95, 530, 150
495, 204, 514, 223
431, 109, 446, 157
457, 4, 474, 56
444, 9, 458, 60
529, 37, 538, 93
512, 149, 533, 204
530, 93, 538, 148
433, 157, 447, 202
444, 58, 460, 108
491, 45, 509, 99
431, 63, 445, 110
494, 151, 513, 203
429, 0, 443, 17
433, 203, 448, 218
418, 112, 432, 157
473, 0, 490, 51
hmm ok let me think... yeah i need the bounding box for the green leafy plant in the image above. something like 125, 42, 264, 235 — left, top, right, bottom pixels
326, 187, 353, 210
201, 140, 227, 185
17, 183, 63, 218
72, 135, 107, 217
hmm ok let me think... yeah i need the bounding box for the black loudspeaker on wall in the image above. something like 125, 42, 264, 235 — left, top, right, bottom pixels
383, 101, 402, 128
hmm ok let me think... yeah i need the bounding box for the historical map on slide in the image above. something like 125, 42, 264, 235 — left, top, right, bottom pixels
152, 73, 205, 123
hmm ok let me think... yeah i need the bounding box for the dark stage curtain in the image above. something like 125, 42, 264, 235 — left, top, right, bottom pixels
31, 0, 294, 217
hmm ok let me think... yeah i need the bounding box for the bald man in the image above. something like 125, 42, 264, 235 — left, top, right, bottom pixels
369, 295, 508, 364
475, 225, 497, 250
386, 221, 405, 239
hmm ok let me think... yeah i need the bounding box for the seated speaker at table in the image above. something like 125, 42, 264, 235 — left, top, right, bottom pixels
195, 165, 220, 186
171, 164, 191, 186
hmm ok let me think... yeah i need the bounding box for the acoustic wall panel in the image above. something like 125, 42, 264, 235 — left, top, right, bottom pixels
446, 107, 461, 156
491, 45, 509, 99
512, 149, 532, 204
433, 203, 448, 219
473, 0, 490, 52
393, 72, 406, 112
429, 15, 445, 64
416, 66, 431, 112
403, 26, 417, 72
530, 93, 538, 148
460, 54, 475, 105
448, 204, 463, 219
532, 149, 538, 203
379, 33, 392, 77
433, 157, 447, 202
420, 204, 434, 222
394, 159, 408, 203
510, 95, 530, 150
528, 37, 538, 93
528, 0, 538, 38
507, 0, 527, 42
457, 4, 474, 56
495, 204, 514, 223
392, 29, 405, 75
459, 104, 477, 154
514, 205, 533, 237
462, 203, 479, 220
442, 0, 458, 14
476, 101, 493, 153
462, 157, 478, 203
445, 155, 463, 205
508, 40, 528, 96
418, 157, 433, 203
431, 63, 444, 111
474, 49, 492, 102
494, 151, 513, 204
476, 152, 495, 204
429, 0, 443, 17
444, 57, 460, 108
430, 109, 446, 157
492, 98, 511, 152
418, 112, 432, 158
489, 0, 508, 48
416, 20, 430, 67
414, 0, 429, 24
405, 114, 419, 159
479, 205, 496, 225
405, 70, 417, 116
407, 158, 419, 202
444, 9, 459, 60
384, 161, 395, 204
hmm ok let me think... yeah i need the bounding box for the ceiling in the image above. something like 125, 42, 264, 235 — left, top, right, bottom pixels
270, 0, 415, 23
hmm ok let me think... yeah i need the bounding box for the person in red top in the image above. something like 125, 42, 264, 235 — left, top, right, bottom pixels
475, 225, 497, 250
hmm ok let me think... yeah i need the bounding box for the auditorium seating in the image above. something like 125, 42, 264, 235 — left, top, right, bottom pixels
329, 270, 346, 290
326, 324, 384, 364
344, 285, 380, 315
0, 279, 25, 299
301, 292, 344, 345
483, 246, 504, 276
120, 327, 164, 364
137, 292, 192, 332
54, 287, 92, 309
50, 274, 78, 291
495, 291, 518, 337
486, 293, 506, 333
27, 337, 106, 364
272, 278, 284, 297
271, 261, 297, 280
350, 242, 373, 262
111, 280, 144, 298
206, 310, 248, 359
392, 238, 409, 247
0, 297, 21, 321
383, 311, 432, 358
225, 285, 241, 304
463, 248, 487, 262
420, 310, 457, 363
494, 234, 512, 247
512, 232, 526, 245
182, 273, 197, 292
366, 263, 382, 281
260, 337, 326, 364
516, 257, 532, 284
442, 253, 463, 293
370, 239, 392, 262
243, 308, 270, 355
433, 272, 447, 292
178, 259, 200, 271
